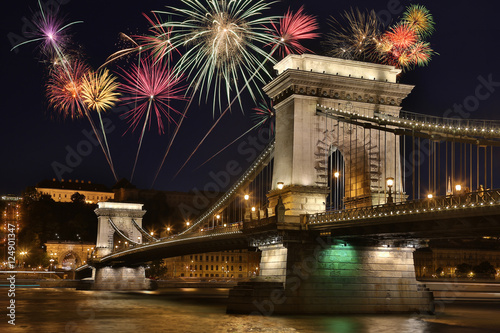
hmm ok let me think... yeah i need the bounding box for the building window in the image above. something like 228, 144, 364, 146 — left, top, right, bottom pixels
239, 266, 242, 271
195, 255, 198, 260
216, 256, 219, 262
211, 256, 214, 261
206, 265, 208, 270
206, 256, 209, 261
190, 255, 193, 260
239, 256, 242, 262
231, 257, 234, 262
211, 265, 213, 270
231, 266, 233, 271
216, 265, 218, 271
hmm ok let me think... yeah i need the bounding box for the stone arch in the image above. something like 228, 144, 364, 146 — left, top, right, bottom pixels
94, 202, 146, 257
59, 251, 82, 270
316, 119, 386, 209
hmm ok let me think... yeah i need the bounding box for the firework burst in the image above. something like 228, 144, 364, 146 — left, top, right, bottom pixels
383, 23, 417, 49
119, 57, 188, 180
324, 8, 382, 62
251, 100, 275, 134
154, 0, 279, 111
46, 59, 90, 119
11, 0, 82, 60
402, 4, 435, 38
269, 6, 320, 58
81, 69, 120, 113
136, 13, 181, 63
119, 58, 187, 134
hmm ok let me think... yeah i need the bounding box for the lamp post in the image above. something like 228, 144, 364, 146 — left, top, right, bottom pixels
277, 182, 284, 190
243, 194, 249, 222
386, 177, 394, 204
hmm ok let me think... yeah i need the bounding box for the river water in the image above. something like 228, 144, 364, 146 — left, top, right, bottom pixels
1, 288, 500, 332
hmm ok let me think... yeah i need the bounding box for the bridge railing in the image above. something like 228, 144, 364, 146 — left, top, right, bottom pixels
308, 189, 500, 225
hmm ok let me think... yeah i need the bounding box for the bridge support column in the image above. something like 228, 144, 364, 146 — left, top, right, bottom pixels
257, 244, 288, 282
228, 239, 433, 314
92, 266, 153, 290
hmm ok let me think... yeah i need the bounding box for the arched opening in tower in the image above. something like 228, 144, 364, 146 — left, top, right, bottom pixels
326, 147, 345, 211
113, 230, 130, 252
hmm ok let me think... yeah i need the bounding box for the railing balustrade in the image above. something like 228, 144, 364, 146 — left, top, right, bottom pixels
308, 189, 500, 225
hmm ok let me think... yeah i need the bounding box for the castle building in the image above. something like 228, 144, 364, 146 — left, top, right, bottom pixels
36, 179, 114, 203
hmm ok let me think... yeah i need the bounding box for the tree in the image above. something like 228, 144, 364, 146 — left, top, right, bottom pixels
71, 192, 86, 204
146, 260, 168, 279
473, 261, 496, 279
455, 263, 473, 278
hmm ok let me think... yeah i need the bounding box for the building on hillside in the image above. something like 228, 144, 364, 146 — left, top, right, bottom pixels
163, 249, 261, 279
36, 179, 114, 203
414, 247, 500, 279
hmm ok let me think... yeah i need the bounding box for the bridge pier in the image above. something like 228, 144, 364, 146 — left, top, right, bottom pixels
92, 266, 154, 291
227, 239, 433, 315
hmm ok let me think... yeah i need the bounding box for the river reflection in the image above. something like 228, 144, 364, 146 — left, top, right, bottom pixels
1, 288, 499, 332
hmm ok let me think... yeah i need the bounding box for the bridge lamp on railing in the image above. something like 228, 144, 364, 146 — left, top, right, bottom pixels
427, 194, 433, 199
386, 177, 394, 204
277, 182, 284, 190
455, 184, 462, 194
244, 194, 249, 201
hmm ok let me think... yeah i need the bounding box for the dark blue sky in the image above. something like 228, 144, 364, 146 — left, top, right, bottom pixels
2, 0, 500, 195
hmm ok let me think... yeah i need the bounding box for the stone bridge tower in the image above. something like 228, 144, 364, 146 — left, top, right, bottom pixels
94, 202, 146, 257
264, 54, 413, 218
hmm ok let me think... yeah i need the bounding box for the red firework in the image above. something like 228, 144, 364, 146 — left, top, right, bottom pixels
384, 23, 417, 49
135, 12, 181, 63
46, 59, 90, 119
269, 6, 320, 58
119, 58, 188, 134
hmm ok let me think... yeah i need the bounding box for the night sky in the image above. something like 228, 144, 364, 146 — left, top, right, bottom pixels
2, 0, 500, 195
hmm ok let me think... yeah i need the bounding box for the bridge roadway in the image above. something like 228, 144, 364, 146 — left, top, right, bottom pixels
91, 189, 500, 267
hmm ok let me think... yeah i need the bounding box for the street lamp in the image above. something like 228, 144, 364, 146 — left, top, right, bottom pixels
455, 184, 462, 194
277, 182, 284, 190
244, 194, 249, 201
386, 177, 394, 204
334, 171, 340, 178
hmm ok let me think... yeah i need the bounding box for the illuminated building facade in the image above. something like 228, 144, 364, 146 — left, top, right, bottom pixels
414, 247, 500, 279
1, 195, 22, 265
36, 179, 114, 203
163, 249, 261, 279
